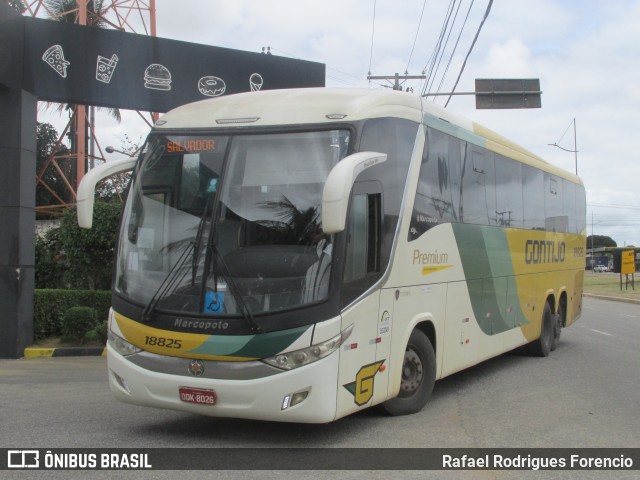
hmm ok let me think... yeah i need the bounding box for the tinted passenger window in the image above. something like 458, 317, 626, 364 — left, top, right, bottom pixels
545, 173, 566, 232
462, 146, 495, 225
522, 166, 545, 230
495, 156, 523, 228
342, 187, 382, 306
562, 180, 577, 233
449, 136, 463, 222
410, 128, 455, 239
575, 184, 587, 233
358, 118, 418, 268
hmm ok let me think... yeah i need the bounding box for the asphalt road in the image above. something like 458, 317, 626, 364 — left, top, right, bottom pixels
1, 297, 638, 480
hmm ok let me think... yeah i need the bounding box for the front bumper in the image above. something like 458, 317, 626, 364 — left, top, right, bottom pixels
107, 343, 340, 423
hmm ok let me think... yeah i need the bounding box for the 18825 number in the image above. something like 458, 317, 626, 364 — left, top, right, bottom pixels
144, 336, 182, 349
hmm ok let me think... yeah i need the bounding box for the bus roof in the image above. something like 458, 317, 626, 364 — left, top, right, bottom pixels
155, 88, 582, 185
156, 88, 424, 127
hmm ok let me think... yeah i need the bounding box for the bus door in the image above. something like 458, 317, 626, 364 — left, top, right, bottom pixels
337, 181, 388, 414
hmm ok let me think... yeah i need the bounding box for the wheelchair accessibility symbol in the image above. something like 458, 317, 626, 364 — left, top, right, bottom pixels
204, 291, 225, 314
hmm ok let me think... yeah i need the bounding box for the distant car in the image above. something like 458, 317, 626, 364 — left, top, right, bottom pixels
594, 265, 609, 272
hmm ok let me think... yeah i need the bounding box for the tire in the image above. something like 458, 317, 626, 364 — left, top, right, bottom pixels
381, 328, 436, 416
528, 302, 553, 357
550, 302, 563, 352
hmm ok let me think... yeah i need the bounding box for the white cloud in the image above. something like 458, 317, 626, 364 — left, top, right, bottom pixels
481, 38, 535, 77
36, 0, 640, 245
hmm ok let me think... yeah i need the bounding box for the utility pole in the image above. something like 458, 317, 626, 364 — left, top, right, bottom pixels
367, 72, 426, 91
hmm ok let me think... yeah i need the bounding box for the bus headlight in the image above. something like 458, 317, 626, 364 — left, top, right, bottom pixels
108, 331, 142, 357
263, 325, 353, 370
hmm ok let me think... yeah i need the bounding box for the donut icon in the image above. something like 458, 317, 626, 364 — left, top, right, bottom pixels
198, 76, 226, 97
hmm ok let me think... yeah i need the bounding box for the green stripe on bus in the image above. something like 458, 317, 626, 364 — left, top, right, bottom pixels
187, 325, 311, 358
452, 223, 527, 335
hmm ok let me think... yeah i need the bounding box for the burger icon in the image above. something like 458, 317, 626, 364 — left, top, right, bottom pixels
144, 64, 172, 91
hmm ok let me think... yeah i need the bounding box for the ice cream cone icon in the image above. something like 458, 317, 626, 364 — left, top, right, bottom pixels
250, 73, 263, 92
96, 54, 119, 83
42, 45, 70, 78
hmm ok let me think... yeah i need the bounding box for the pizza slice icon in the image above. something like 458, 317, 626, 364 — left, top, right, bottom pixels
42, 45, 70, 78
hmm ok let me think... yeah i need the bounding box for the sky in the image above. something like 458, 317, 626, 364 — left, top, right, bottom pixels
36, 0, 640, 246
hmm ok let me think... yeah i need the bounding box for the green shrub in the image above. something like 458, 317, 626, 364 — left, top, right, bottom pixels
61, 307, 97, 342
58, 203, 122, 290
34, 289, 111, 340
35, 228, 66, 289
83, 320, 108, 344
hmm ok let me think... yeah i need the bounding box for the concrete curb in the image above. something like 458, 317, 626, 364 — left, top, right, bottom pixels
24, 346, 106, 358
583, 293, 640, 305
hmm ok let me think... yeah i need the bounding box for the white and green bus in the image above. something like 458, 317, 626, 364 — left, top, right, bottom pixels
79, 88, 586, 423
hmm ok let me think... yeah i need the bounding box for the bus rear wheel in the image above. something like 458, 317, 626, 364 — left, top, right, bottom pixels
550, 302, 563, 351
528, 302, 553, 357
381, 328, 436, 416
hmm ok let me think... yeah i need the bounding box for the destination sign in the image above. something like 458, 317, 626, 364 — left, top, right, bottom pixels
166, 139, 216, 153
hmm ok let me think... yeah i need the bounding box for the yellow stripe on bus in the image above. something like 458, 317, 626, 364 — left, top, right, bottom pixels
114, 312, 258, 361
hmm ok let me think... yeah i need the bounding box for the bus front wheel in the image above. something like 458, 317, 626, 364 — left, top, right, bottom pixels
382, 328, 436, 416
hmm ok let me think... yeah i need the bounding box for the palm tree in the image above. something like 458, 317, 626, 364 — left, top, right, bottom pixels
8, 0, 26, 14
258, 196, 321, 245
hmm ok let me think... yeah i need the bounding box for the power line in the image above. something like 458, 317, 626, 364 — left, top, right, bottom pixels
554, 118, 575, 146
269, 47, 374, 88
404, 0, 428, 75
424, 0, 464, 97
589, 203, 640, 210
422, 0, 457, 95
434, 0, 475, 97
443, 0, 493, 107
368, 0, 377, 78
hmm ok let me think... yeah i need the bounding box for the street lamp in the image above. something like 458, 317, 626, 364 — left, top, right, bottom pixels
548, 117, 578, 175
105, 145, 129, 155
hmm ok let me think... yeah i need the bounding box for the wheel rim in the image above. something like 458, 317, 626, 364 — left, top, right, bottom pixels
543, 310, 553, 346
399, 346, 423, 397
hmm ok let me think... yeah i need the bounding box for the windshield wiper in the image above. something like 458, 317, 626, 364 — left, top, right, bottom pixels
208, 242, 262, 333
142, 194, 215, 323
141, 240, 193, 322
192, 193, 216, 285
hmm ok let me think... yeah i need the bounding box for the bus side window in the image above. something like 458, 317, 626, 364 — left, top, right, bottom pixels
409, 128, 455, 240
495, 155, 523, 228
562, 179, 577, 234
342, 186, 382, 306
545, 173, 566, 232
575, 184, 586, 233
462, 147, 496, 226
522, 165, 545, 230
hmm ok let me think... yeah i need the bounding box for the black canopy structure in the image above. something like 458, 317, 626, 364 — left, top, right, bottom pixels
0, 3, 325, 357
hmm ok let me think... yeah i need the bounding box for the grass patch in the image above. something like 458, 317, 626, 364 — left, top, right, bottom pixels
583, 272, 639, 299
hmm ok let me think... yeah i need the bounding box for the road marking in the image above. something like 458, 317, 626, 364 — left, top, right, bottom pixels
619, 314, 636, 318
591, 329, 612, 336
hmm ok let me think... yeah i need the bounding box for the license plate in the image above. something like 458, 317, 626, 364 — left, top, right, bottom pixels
179, 387, 217, 406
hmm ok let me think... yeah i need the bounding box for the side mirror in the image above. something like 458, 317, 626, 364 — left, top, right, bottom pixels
321, 151, 387, 234
77, 157, 137, 228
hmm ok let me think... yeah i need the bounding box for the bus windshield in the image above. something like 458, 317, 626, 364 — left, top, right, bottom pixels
115, 130, 350, 321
